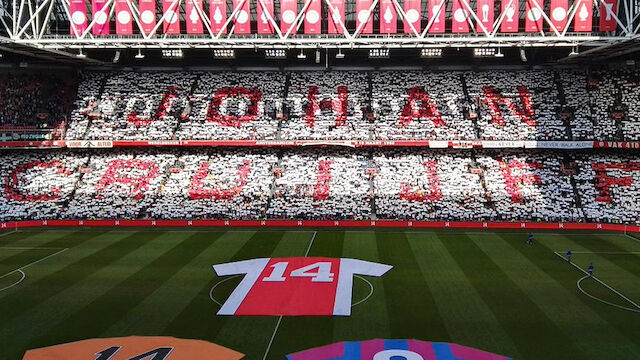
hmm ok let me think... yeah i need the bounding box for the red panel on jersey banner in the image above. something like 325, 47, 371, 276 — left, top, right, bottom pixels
574, 0, 593, 32
403, 0, 421, 33
115, 0, 133, 35
500, 0, 519, 32
163, 0, 181, 34
525, 0, 544, 32
213, 257, 392, 316
257, 0, 275, 34
379, 0, 397, 33
210, 0, 227, 34
356, 0, 373, 34
305, 0, 322, 34
233, 0, 251, 34
428, 0, 446, 33
92, 0, 110, 35
281, 0, 297, 34
186, 0, 204, 34
476, 0, 494, 32
549, 0, 568, 32
138, 0, 156, 35
451, 0, 470, 33
599, 0, 618, 31
327, 0, 345, 34
69, 0, 87, 35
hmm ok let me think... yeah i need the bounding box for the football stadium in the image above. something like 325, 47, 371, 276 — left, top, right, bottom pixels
1, 0, 640, 358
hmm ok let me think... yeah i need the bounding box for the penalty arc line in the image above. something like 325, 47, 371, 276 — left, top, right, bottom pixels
576, 275, 640, 313
0, 270, 25, 292
0, 247, 68, 279
262, 231, 317, 360
553, 251, 640, 311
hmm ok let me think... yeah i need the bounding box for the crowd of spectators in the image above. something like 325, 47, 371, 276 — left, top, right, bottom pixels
59, 68, 640, 141
1, 148, 638, 224
0, 73, 76, 130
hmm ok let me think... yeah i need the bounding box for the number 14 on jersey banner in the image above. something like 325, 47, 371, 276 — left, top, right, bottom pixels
212, 257, 393, 316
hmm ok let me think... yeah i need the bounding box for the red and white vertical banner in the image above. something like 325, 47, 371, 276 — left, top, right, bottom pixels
403, 0, 421, 33
210, 0, 227, 34
356, 0, 373, 34
476, 0, 494, 32
451, 0, 470, 33
428, 0, 446, 33
500, 0, 519, 32
163, 0, 181, 34
327, 0, 345, 34
379, 0, 397, 33
525, 0, 544, 32
233, 0, 251, 34
92, 0, 110, 35
186, 0, 204, 34
281, 0, 298, 34
549, 0, 567, 32
70, 0, 88, 35
573, 0, 593, 32
305, 0, 322, 34
599, 0, 618, 31
115, 0, 133, 34
257, 0, 275, 34
138, 0, 157, 35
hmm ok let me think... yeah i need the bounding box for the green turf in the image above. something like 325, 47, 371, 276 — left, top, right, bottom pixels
1, 229, 639, 360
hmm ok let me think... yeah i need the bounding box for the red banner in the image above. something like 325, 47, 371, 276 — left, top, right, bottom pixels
257, 0, 275, 34
115, 0, 133, 35
186, 0, 204, 34
305, 0, 322, 34
599, 0, 618, 31
92, 0, 110, 35
138, 0, 156, 35
525, 0, 544, 32
403, 0, 421, 33
574, 0, 593, 32
327, 0, 345, 34
476, 0, 494, 32
428, 0, 446, 33
451, 0, 470, 33
550, 0, 568, 31
500, 0, 519, 32
281, 0, 298, 34
233, 0, 251, 34
2, 219, 638, 235
380, 0, 397, 33
69, 0, 88, 35
163, 0, 181, 34
356, 0, 373, 34
210, 0, 227, 34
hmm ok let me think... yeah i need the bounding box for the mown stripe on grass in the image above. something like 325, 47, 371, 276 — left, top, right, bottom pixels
265, 231, 345, 360
376, 231, 450, 342
443, 233, 586, 360
332, 231, 392, 342
484, 233, 640, 360
0, 229, 75, 247
0, 230, 96, 274
28, 231, 222, 350
0, 231, 168, 360
408, 232, 520, 359
102, 231, 257, 337
534, 234, 640, 349
161, 231, 286, 359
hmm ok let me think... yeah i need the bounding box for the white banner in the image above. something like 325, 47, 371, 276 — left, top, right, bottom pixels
529, 141, 593, 149
429, 141, 448, 148
482, 141, 524, 148
66, 140, 114, 148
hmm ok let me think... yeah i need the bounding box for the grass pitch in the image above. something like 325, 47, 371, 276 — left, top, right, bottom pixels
1, 228, 639, 360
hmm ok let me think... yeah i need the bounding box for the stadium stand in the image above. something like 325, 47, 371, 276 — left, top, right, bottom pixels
0, 149, 638, 224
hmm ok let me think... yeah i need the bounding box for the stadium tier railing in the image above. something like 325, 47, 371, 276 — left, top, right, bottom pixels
2, 220, 638, 233
1, 140, 640, 149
